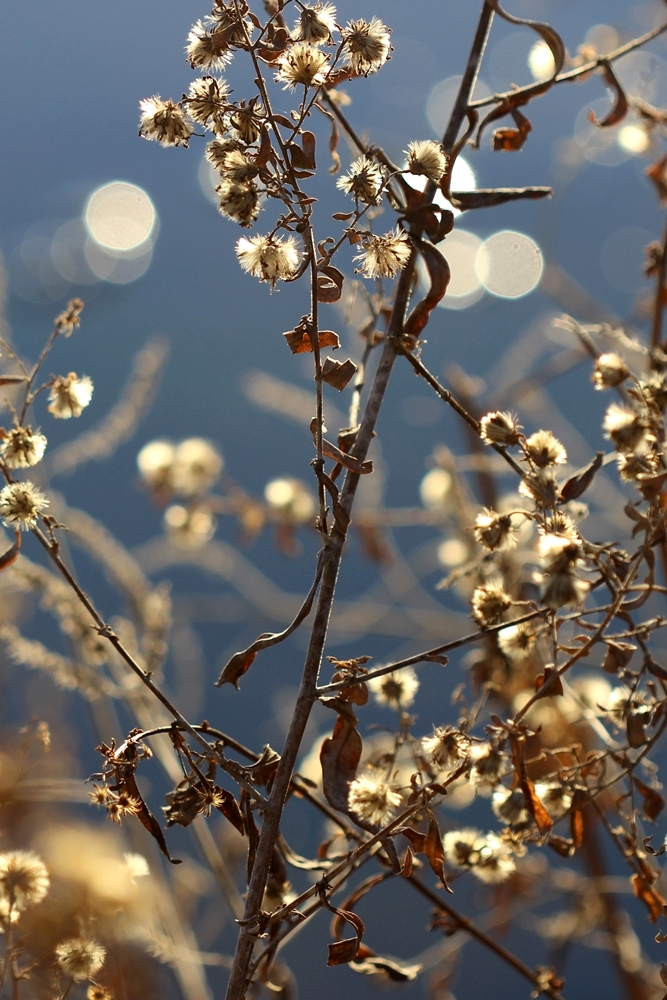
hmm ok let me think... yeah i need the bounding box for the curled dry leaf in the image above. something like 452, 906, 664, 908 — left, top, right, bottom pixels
632, 873, 667, 922
589, 63, 629, 129
321, 357, 357, 391
284, 323, 340, 354
317, 265, 345, 303
560, 451, 604, 502
320, 710, 362, 813
403, 239, 450, 343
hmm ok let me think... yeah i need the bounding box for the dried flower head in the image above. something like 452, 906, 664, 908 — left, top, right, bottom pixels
1, 426, 47, 468
422, 727, 471, 770
519, 468, 560, 509
55, 938, 106, 981
443, 828, 484, 869
206, 137, 244, 172
337, 156, 385, 204
87, 986, 112, 1000
523, 430, 567, 468
492, 786, 529, 826
354, 228, 411, 279
406, 140, 448, 182
593, 353, 629, 390
172, 438, 223, 496
219, 148, 259, 183
471, 580, 512, 627
0, 481, 48, 530
368, 666, 419, 708
293, 4, 337, 43
497, 623, 536, 663
617, 452, 659, 482
48, 373, 93, 419
164, 504, 216, 549
139, 97, 193, 147
533, 782, 573, 821
479, 411, 522, 447
217, 179, 260, 227
542, 571, 589, 610
276, 41, 330, 89
186, 20, 234, 71
185, 76, 228, 128
229, 101, 264, 143
348, 766, 402, 826
471, 832, 516, 884
236, 234, 300, 286
474, 509, 517, 552
539, 533, 583, 573
469, 742, 510, 795
206, 2, 253, 46
343, 18, 391, 75
0, 851, 49, 913
641, 371, 667, 410
137, 440, 175, 493
54, 298, 84, 336
603, 403, 652, 455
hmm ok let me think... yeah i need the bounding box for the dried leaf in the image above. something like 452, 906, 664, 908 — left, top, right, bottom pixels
602, 640, 636, 674
403, 239, 450, 342
321, 437, 373, 474
631, 873, 667, 922
493, 109, 533, 151
216, 648, 257, 689
644, 835, 666, 857
214, 787, 245, 834
243, 745, 281, 787
333, 875, 386, 939
534, 666, 564, 699
326, 905, 365, 966
522, 777, 553, 835
350, 953, 421, 982
560, 451, 604, 502
635, 778, 665, 822
321, 357, 357, 391
589, 63, 629, 128
399, 827, 427, 853
0, 531, 21, 573
451, 186, 551, 209
647, 154, 667, 204
320, 713, 362, 813
488, 0, 565, 77
0, 377, 27, 386
424, 809, 452, 891
627, 710, 648, 748
400, 846, 414, 877
123, 772, 181, 864
317, 265, 344, 303
548, 835, 575, 857
570, 790, 586, 849
284, 324, 340, 354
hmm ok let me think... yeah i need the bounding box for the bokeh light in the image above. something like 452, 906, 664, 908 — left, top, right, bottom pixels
527, 40, 556, 82
427, 75, 491, 137
476, 231, 543, 299
85, 181, 156, 251
617, 124, 650, 155
437, 230, 485, 309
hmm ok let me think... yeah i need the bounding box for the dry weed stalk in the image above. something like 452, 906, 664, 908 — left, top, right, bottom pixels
5, 2, 667, 999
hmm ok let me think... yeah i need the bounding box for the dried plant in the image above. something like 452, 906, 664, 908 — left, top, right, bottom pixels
7, 2, 667, 999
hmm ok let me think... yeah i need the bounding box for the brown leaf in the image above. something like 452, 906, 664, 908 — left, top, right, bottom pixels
333, 875, 385, 939
560, 451, 604, 502
534, 666, 564, 699
399, 827, 427, 854
216, 648, 257, 689
548, 835, 575, 858
321, 357, 357, 391
350, 953, 421, 981
493, 109, 532, 151
326, 907, 365, 966
0, 531, 21, 573
522, 777, 553, 835
632, 873, 667, 922
488, 0, 565, 77
255, 126, 273, 169
635, 778, 665, 822
214, 787, 245, 834
647, 154, 667, 204
0, 377, 27, 386
424, 809, 452, 891
589, 63, 629, 128
123, 772, 181, 864
321, 438, 373, 474
320, 713, 362, 813
400, 846, 414, 877
244, 745, 281, 787
602, 640, 636, 674
284, 322, 340, 354
570, 790, 586, 849
403, 239, 450, 342
317, 265, 345, 303
450, 187, 551, 210
627, 710, 648, 748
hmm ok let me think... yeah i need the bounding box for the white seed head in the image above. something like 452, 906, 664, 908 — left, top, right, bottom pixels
473, 509, 518, 552
0, 851, 49, 913
137, 440, 175, 493
443, 828, 484, 868
185, 76, 228, 128
603, 403, 652, 455
422, 727, 471, 770
235, 234, 300, 286
539, 533, 583, 573
264, 477, 316, 526
492, 786, 529, 826
518, 468, 560, 509
469, 742, 510, 795
542, 571, 589, 610
48, 373, 93, 419
186, 20, 234, 71
229, 101, 265, 143
336, 156, 385, 204
523, 430, 567, 468
164, 504, 216, 549
479, 411, 522, 447
354, 228, 411, 279
497, 623, 535, 663
406, 140, 448, 182
55, 938, 106, 982
471, 580, 512, 627
343, 18, 391, 75
217, 179, 261, 226
293, 4, 337, 43
1, 426, 47, 468
172, 438, 223, 496
276, 41, 330, 89
593, 353, 629, 390
348, 766, 402, 826
368, 667, 419, 708
139, 96, 193, 147
0, 481, 49, 530
471, 832, 516, 884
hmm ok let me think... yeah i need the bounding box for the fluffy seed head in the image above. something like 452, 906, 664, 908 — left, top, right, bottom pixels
264, 477, 316, 526
470, 742, 510, 795
443, 828, 484, 868
172, 438, 223, 496
593, 353, 629, 390
348, 766, 402, 826
523, 430, 567, 468
0, 481, 49, 530
533, 782, 572, 821
337, 156, 385, 204
492, 786, 529, 826
0, 851, 49, 913
354, 228, 411, 279
185, 76, 228, 128
55, 938, 106, 981
471, 832, 516, 884
139, 97, 193, 147
471, 580, 512, 627
479, 411, 522, 447
236, 234, 300, 286
519, 468, 560, 509
48, 373, 93, 419
206, 137, 244, 172
603, 403, 653, 455
1, 426, 47, 468
276, 41, 330, 89
474, 509, 517, 552
539, 533, 583, 573
368, 667, 419, 708
343, 18, 391, 75
422, 727, 470, 770
186, 20, 234, 70
542, 571, 589, 610
54, 298, 84, 337
497, 623, 535, 663
87, 987, 112, 1000
164, 504, 216, 549
217, 180, 260, 226
406, 140, 448, 182
229, 101, 264, 143
293, 4, 337, 43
